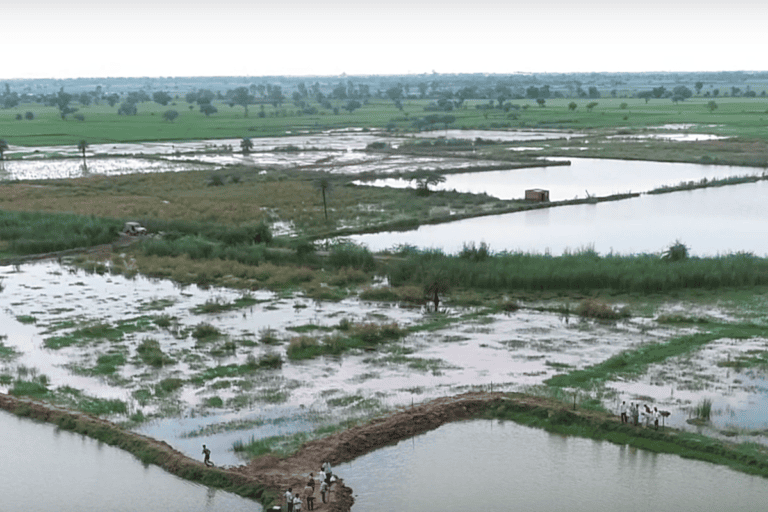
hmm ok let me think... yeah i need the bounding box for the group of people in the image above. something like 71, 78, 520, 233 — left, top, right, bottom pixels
284, 462, 334, 512
619, 401, 663, 429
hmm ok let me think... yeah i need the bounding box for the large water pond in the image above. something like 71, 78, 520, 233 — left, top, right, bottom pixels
0, 410, 259, 512
355, 157, 760, 199
350, 181, 768, 256
338, 420, 768, 512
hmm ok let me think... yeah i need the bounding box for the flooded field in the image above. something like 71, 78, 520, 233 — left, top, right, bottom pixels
354, 157, 758, 200
0, 129, 544, 180
350, 180, 768, 256
0, 410, 259, 512
607, 335, 768, 434
338, 420, 768, 512
0, 261, 672, 467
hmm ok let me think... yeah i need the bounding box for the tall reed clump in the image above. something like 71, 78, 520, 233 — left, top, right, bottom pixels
0, 210, 122, 254
327, 243, 375, 271
694, 398, 713, 421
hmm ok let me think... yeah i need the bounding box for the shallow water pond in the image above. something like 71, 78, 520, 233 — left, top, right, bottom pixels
338, 420, 768, 512
350, 180, 768, 256
0, 261, 665, 466
1, 410, 260, 512
355, 157, 757, 200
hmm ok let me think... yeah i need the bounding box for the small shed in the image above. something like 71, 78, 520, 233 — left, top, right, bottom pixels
525, 189, 550, 202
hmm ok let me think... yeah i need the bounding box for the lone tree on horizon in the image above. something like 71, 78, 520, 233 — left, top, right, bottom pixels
0, 139, 8, 160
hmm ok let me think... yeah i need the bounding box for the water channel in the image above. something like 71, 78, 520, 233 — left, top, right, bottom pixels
338, 420, 768, 512
0, 410, 260, 512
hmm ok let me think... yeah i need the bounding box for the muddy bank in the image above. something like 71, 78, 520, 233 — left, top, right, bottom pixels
0, 393, 276, 507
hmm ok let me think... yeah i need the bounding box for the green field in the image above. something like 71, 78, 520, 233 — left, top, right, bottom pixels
2, 96, 767, 148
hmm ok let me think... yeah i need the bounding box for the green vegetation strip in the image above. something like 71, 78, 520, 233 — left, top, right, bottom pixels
0, 394, 277, 508
386, 250, 768, 294
546, 323, 768, 388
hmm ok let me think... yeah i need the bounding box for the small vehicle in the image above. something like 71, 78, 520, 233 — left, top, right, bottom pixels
122, 222, 147, 236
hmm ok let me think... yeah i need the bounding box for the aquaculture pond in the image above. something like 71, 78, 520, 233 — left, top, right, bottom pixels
355, 157, 760, 200
0, 261, 672, 467
0, 410, 259, 512
338, 420, 768, 512
350, 180, 768, 256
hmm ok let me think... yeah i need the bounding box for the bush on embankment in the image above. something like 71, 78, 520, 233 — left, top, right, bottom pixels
386, 250, 768, 293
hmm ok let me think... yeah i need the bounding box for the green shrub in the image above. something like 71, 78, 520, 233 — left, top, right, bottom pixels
136, 338, 174, 367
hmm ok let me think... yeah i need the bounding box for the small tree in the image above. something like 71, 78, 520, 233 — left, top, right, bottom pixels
586, 101, 598, 112
77, 140, 88, 167
200, 104, 218, 116
411, 171, 446, 196
0, 139, 8, 160
568, 102, 577, 111
240, 137, 253, 155
162, 110, 179, 122
707, 100, 718, 113
230, 87, 254, 117
152, 91, 172, 106
536, 98, 546, 108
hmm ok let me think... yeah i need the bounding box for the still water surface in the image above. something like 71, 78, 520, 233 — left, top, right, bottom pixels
356, 157, 760, 200
1, 410, 260, 512
351, 181, 768, 256
338, 420, 768, 512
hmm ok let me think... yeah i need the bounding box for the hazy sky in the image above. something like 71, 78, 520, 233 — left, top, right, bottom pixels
4, 0, 766, 78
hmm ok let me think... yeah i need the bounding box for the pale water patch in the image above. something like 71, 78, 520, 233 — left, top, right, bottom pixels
0, 410, 259, 512
349, 181, 768, 256
354, 157, 759, 200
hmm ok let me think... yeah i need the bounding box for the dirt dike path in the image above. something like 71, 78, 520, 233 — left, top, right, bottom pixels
0, 391, 576, 511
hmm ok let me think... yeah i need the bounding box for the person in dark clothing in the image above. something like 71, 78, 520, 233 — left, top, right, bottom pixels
202, 445, 213, 467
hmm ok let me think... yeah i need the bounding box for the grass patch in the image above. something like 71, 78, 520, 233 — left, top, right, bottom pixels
576, 299, 631, 320
43, 316, 154, 349
547, 322, 768, 388
191, 322, 221, 342
287, 322, 406, 360
192, 295, 259, 314
190, 354, 283, 385
136, 338, 175, 367
15, 315, 37, 324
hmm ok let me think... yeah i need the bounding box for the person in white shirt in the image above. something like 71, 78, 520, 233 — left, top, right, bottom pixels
320, 480, 329, 504
653, 407, 660, 430
293, 493, 303, 512
619, 401, 628, 423
285, 488, 294, 512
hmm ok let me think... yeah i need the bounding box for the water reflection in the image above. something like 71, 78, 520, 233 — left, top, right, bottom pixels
339, 420, 768, 512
